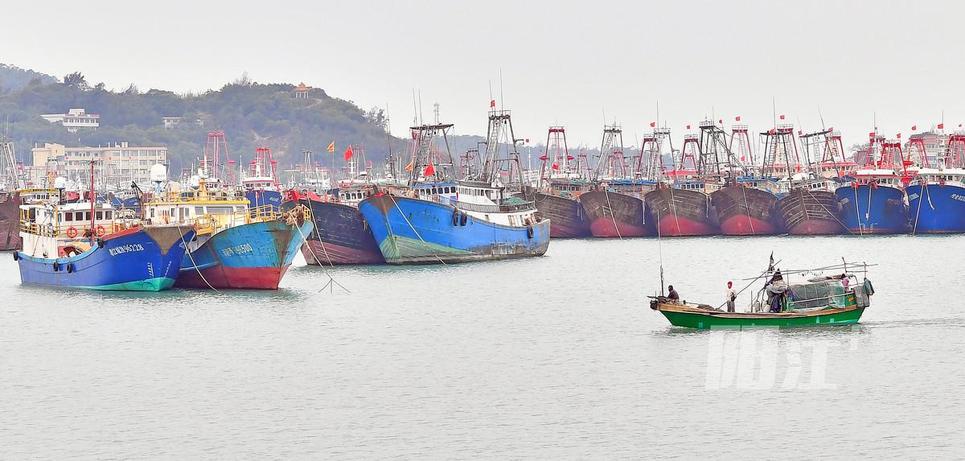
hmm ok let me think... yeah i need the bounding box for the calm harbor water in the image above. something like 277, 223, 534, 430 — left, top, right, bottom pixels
2, 235, 964, 458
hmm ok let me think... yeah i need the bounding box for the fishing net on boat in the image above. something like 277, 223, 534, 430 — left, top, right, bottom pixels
786, 280, 847, 310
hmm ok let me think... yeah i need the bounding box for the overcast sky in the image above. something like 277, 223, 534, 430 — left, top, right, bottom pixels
3, 0, 962, 149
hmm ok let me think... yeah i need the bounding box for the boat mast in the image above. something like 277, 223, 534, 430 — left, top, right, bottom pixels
406, 123, 454, 186
595, 124, 625, 180
89, 159, 96, 245
1, 135, 24, 190
698, 119, 731, 182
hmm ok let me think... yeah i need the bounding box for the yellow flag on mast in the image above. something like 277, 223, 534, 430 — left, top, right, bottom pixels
327, 141, 335, 153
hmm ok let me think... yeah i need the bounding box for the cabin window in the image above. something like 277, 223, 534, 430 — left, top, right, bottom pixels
96, 211, 104, 220
105, 211, 113, 220
195, 206, 204, 215
65, 213, 73, 222
149, 208, 155, 218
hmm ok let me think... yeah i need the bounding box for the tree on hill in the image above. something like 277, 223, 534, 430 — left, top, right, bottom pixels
62, 71, 89, 90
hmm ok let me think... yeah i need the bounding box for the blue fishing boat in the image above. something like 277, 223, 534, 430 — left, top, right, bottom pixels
835, 137, 910, 234
906, 167, 965, 233
835, 169, 910, 234
143, 177, 312, 290
358, 114, 550, 264
15, 198, 193, 291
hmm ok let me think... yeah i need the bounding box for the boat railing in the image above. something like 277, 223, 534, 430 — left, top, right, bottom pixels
249, 204, 281, 222
453, 200, 535, 213
192, 204, 282, 235
19, 219, 138, 239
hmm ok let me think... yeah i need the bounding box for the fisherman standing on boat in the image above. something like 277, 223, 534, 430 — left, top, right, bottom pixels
765, 270, 787, 313
725, 281, 736, 312
667, 285, 680, 303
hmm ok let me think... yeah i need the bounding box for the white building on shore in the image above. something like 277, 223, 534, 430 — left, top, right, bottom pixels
40, 108, 100, 132
29, 142, 166, 187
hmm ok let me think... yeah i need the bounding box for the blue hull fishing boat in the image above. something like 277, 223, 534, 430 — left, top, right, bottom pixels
835, 138, 912, 234
143, 176, 312, 290
15, 161, 194, 291
358, 112, 550, 264
835, 172, 909, 234
16, 225, 194, 291
359, 191, 549, 263
176, 219, 311, 289
906, 168, 965, 233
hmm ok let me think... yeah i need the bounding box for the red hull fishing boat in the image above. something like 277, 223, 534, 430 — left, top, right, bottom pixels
644, 124, 718, 237
578, 124, 650, 238
710, 121, 780, 236
530, 126, 593, 238
712, 181, 780, 235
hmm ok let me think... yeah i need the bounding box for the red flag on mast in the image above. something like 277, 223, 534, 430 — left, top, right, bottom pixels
424, 163, 435, 176
343, 146, 353, 160
490, 99, 496, 108
649, 121, 656, 128
938, 123, 945, 129
735, 115, 741, 122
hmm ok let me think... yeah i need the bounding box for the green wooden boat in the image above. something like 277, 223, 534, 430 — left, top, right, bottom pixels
650, 260, 874, 329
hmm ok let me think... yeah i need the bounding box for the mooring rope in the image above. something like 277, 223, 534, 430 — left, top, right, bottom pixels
176, 223, 219, 292
852, 184, 864, 235
302, 200, 335, 268
289, 206, 350, 294
739, 183, 756, 235
603, 187, 624, 240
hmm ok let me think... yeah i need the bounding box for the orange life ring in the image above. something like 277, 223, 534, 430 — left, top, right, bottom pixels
66, 226, 78, 238
95, 225, 107, 237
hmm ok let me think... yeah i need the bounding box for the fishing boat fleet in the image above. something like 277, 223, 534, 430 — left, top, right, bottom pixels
531, 119, 965, 238
0, 106, 962, 295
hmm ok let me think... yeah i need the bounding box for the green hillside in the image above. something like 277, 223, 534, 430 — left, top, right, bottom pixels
0, 66, 405, 173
